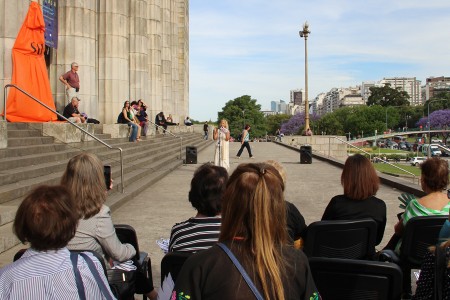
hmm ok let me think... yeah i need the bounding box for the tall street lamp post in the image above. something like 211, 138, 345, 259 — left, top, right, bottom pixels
299, 22, 311, 133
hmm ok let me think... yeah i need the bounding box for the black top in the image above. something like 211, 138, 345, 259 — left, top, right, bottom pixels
321, 194, 387, 245
173, 243, 320, 300
286, 201, 307, 241
63, 103, 79, 119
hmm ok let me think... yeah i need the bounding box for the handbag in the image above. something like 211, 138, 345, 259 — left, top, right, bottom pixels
107, 268, 137, 300
217, 243, 264, 300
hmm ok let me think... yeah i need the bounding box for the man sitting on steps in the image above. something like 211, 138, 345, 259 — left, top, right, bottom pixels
63, 97, 85, 123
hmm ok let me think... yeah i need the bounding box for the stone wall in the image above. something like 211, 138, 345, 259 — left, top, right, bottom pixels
0, 0, 189, 125
282, 135, 348, 162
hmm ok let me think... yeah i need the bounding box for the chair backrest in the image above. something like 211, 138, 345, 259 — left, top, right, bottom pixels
309, 257, 402, 300
160, 252, 192, 285
304, 219, 377, 259
400, 215, 448, 267
114, 224, 148, 264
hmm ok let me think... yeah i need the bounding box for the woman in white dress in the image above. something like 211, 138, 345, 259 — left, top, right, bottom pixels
213, 119, 230, 170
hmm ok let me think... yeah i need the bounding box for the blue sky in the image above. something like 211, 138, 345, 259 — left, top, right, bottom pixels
189, 0, 450, 121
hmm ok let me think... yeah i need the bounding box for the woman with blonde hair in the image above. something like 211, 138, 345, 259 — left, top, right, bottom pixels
213, 119, 230, 170
173, 163, 319, 300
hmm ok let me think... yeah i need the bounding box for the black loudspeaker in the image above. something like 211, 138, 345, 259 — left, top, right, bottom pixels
300, 145, 312, 164
186, 146, 197, 164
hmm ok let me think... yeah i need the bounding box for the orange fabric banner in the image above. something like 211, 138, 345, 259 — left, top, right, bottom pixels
6, 1, 57, 122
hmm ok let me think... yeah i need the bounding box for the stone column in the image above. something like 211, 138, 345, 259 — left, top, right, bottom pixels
56, 1, 98, 118
161, 0, 173, 117
129, 0, 149, 102
98, 0, 129, 124
0, 0, 29, 115
177, 0, 189, 121
148, 0, 162, 121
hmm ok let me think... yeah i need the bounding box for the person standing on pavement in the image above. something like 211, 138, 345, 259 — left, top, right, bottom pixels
59, 62, 80, 102
236, 124, 254, 159
203, 121, 209, 140
213, 119, 230, 170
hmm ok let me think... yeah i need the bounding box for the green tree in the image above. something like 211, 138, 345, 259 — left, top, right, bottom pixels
424, 92, 450, 115
217, 95, 266, 138
367, 83, 410, 107
266, 114, 290, 135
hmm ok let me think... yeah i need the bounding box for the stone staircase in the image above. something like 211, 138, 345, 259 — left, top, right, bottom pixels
0, 123, 212, 255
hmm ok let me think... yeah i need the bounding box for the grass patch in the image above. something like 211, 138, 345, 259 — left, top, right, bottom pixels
373, 163, 421, 176
349, 148, 412, 154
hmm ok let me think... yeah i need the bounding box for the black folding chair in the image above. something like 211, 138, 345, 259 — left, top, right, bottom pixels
309, 257, 402, 300
304, 219, 377, 260
378, 215, 447, 296
160, 251, 192, 285
114, 224, 153, 300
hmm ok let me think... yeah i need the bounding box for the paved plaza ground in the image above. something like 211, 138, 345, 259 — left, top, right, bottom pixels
0, 141, 411, 288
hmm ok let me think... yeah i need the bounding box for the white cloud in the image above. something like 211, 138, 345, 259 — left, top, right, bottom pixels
189, 0, 450, 121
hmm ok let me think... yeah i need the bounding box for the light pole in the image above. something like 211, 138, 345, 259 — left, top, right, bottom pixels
427, 98, 447, 150
242, 109, 245, 129
299, 22, 311, 133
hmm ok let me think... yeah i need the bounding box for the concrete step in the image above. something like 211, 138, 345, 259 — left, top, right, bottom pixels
7, 129, 43, 138
7, 136, 55, 147
0, 125, 210, 254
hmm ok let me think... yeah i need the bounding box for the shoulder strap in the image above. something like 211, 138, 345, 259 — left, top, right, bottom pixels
79, 253, 116, 300
434, 245, 445, 300
70, 252, 87, 300
217, 243, 264, 300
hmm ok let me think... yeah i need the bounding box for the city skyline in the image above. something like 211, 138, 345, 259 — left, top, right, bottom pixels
189, 0, 450, 121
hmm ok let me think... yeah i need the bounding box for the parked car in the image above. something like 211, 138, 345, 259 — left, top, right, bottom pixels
431, 138, 443, 143
404, 141, 413, 151
385, 139, 398, 149
410, 156, 427, 166
398, 142, 407, 150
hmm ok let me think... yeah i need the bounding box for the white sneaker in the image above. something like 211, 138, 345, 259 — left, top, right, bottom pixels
250, 156, 255, 159
236, 156, 240, 159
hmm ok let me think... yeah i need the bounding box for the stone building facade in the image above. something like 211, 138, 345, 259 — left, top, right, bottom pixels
0, 0, 189, 124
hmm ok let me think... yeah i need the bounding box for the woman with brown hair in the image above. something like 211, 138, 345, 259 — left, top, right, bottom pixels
321, 154, 387, 245
173, 163, 319, 300
62, 152, 157, 300
0, 185, 115, 299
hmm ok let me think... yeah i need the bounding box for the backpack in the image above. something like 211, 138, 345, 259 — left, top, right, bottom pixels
117, 112, 125, 124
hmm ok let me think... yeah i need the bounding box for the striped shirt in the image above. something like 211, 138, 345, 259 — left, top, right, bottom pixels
169, 216, 221, 253
395, 198, 450, 253
0, 247, 115, 300
403, 198, 450, 225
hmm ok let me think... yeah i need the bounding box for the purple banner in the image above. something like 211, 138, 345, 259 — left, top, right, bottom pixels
43, 0, 58, 49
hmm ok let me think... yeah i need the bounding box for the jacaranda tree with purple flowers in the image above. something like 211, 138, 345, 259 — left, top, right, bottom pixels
281, 112, 320, 135
417, 109, 450, 143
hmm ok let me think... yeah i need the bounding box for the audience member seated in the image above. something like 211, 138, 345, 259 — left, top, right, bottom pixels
129, 101, 142, 140
0, 185, 115, 299
155, 112, 178, 134
184, 116, 193, 126
166, 114, 174, 123
62, 153, 157, 300
413, 239, 450, 299
63, 96, 86, 123
136, 99, 149, 136
384, 157, 450, 298
266, 160, 307, 248
173, 163, 320, 299
169, 163, 228, 253
120, 100, 139, 142
321, 154, 387, 246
